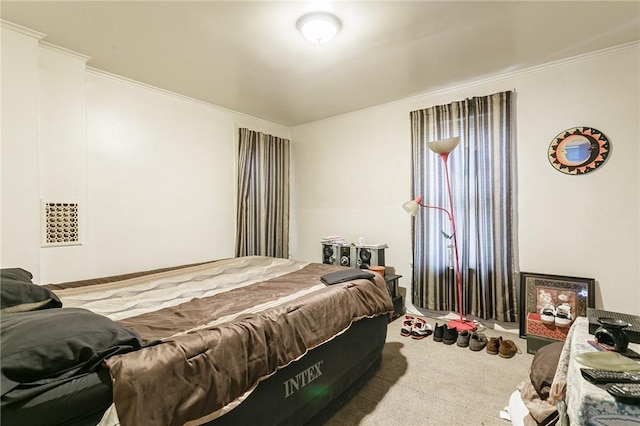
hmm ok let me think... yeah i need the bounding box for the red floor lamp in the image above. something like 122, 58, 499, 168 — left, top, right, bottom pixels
403, 136, 476, 332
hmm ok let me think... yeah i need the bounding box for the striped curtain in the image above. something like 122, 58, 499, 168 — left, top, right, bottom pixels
236, 128, 290, 259
409, 91, 517, 322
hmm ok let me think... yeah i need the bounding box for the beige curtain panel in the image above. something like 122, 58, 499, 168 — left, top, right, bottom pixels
236, 128, 290, 259
409, 91, 517, 322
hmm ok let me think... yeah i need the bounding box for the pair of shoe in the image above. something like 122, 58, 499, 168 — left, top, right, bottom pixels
400, 315, 433, 340
457, 330, 470, 347
433, 323, 458, 345
469, 331, 487, 352
459, 331, 488, 351
540, 303, 573, 328
486, 336, 520, 358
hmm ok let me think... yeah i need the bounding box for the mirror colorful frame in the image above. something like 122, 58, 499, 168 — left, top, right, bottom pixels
548, 126, 610, 175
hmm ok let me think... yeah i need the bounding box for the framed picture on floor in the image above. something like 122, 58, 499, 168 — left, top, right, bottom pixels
519, 272, 595, 338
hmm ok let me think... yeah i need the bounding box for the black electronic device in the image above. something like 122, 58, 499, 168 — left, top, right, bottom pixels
356, 247, 385, 269
588, 308, 640, 344
606, 383, 640, 405
321, 244, 338, 265
339, 245, 355, 267
580, 368, 640, 384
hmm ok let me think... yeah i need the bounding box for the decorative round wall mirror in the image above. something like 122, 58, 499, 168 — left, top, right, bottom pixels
548, 126, 610, 175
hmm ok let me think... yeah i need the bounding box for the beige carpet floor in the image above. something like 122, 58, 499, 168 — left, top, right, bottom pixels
323, 315, 534, 426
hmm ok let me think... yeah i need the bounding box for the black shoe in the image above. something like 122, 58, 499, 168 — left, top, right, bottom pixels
442, 325, 458, 345
433, 322, 445, 342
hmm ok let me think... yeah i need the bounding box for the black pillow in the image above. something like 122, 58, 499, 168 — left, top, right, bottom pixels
1, 267, 33, 283
320, 269, 375, 285
1, 268, 62, 313
1, 308, 144, 397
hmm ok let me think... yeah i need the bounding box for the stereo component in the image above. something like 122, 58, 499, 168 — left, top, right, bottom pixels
339, 245, 356, 267
356, 246, 386, 269
322, 238, 388, 269
322, 243, 339, 265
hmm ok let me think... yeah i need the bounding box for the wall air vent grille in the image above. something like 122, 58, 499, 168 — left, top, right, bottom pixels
42, 201, 81, 247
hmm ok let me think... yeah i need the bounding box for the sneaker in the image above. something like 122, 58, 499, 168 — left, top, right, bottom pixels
410, 318, 433, 340
400, 315, 415, 337
499, 339, 520, 358
540, 304, 556, 325
469, 332, 488, 351
486, 336, 503, 355
442, 325, 458, 345
472, 320, 486, 332
456, 330, 470, 347
555, 303, 573, 328
433, 322, 445, 342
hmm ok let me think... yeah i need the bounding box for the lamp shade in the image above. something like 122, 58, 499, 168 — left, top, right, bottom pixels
297, 12, 341, 44
402, 196, 423, 216
428, 137, 460, 154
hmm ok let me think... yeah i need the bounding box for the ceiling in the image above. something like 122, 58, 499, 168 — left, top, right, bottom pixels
2, 1, 639, 127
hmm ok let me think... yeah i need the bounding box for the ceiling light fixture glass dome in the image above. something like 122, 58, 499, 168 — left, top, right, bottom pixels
297, 12, 342, 44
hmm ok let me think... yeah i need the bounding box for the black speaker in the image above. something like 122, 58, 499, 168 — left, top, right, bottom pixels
322, 244, 338, 265
338, 245, 356, 267
356, 247, 385, 269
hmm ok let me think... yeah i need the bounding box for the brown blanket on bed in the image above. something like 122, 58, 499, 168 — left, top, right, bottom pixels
53, 257, 393, 426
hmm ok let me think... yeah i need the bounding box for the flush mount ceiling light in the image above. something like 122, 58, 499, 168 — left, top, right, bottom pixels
297, 12, 341, 44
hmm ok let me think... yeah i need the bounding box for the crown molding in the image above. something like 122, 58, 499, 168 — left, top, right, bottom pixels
294, 40, 640, 129
40, 41, 91, 62
1, 19, 46, 39
85, 66, 288, 131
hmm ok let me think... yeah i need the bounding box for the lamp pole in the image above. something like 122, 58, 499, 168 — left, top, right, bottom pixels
404, 136, 476, 332
438, 152, 473, 331
412, 153, 475, 332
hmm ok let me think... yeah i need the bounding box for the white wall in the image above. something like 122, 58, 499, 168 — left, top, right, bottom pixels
38, 44, 91, 282
1, 25, 289, 283
85, 72, 290, 278
291, 43, 640, 315
514, 47, 639, 315
1, 25, 42, 279
85, 71, 238, 277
